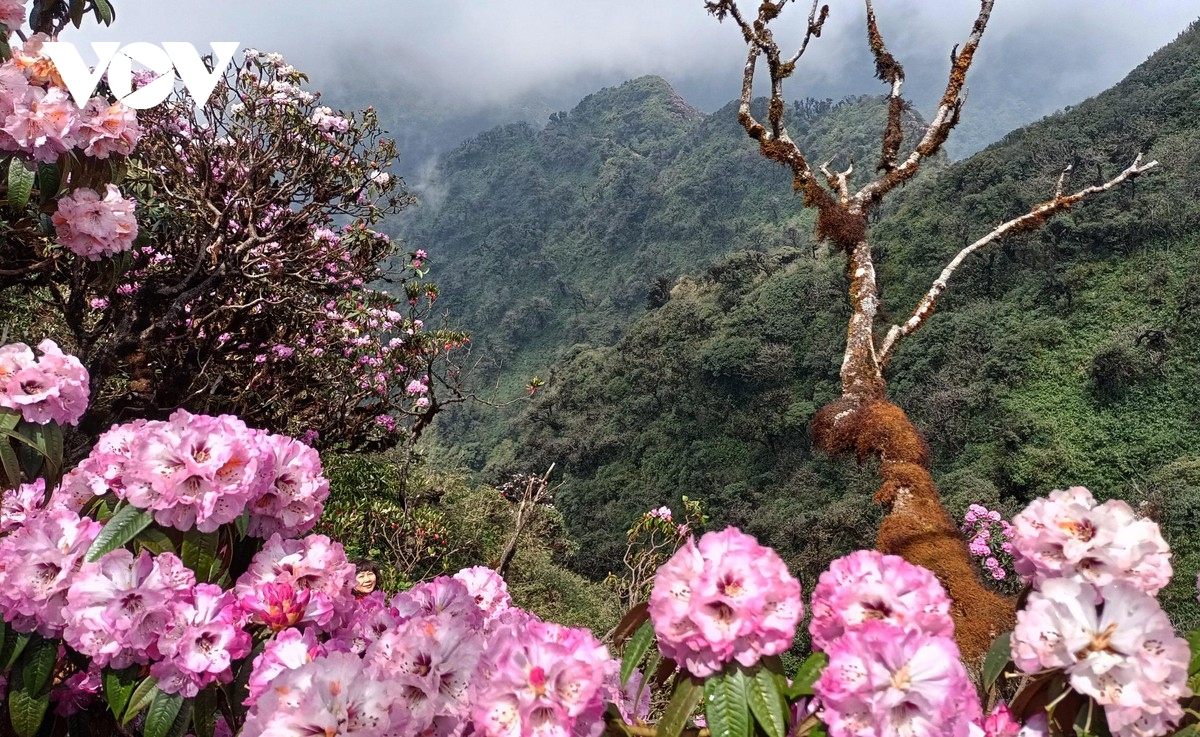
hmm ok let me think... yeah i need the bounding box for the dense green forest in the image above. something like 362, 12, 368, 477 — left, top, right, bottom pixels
401, 22, 1200, 626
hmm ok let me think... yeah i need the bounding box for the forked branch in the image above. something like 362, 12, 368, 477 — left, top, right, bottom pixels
878, 154, 1159, 365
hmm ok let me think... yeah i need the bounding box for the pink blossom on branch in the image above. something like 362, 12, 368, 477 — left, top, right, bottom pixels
0, 339, 90, 426
52, 184, 139, 261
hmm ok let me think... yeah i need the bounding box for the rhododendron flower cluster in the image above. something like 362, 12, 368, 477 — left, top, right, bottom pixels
809, 551, 979, 737
0, 34, 142, 163
649, 527, 802, 677
51, 184, 139, 260
0, 507, 100, 636
808, 549, 953, 651
0, 339, 90, 425
815, 622, 980, 737
962, 503, 1015, 580
152, 583, 252, 696
64, 549, 196, 668
235, 533, 356, 631
1010, 486, 1171, 594
1011, 578, 1189, 737
471, 617, 613, 737
73, 409, 328, 535
454, 565, 513, 623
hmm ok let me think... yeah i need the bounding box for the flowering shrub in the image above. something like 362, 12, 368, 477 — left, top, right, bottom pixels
0, 343, 1199, 737
962, 503, 1017, 586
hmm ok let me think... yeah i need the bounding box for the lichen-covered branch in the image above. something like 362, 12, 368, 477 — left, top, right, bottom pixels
877, 154, 1159, 366
854, 0, 994, 206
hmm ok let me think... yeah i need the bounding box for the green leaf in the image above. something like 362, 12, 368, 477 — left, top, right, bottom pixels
0, 409, 18, 432
7, 158, 34, 211
611, 602, 650, 649
93, 0, 115, 24
36, 162, 59, 198
136, 527, 177, 555
0, 438, 20, 489
181, 529, 222, 582
705, 669, 751, 737
234, 509, 250, 539
788, 652, 827, 698
747, 667, 789, 737
620, 621, 654, 687
85, 503, 154, 562
0, 32, 11, 62
984, 631, 1013, 688
122, 676, 160, 726
657, 675, 704, 737
192, 685, 218, 737
7, 684, 49, 737
68, 0, 85, 26
0, 627, 30, 671
103, 665, 140, 720
18, 635, 57, 694
144, 689, 184, 737
1186, 630, 1200, 676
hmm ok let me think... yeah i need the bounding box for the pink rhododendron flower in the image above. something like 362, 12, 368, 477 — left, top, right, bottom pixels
453, 566, 512, 622
0, 0, 24, 32
242, 580, 311, 632
112, 410, 269, 532
364, 607, 484, 732
64, 549, 196, 668
2, 84, 77, 162
235, 533, 356, 631
326, 589, 400, 654
0, 339, 90, 425
0, 507, 100, 636
52, 184, 139, 260
814, 621, 980, 737
51, 663, 102, 717
390, 576, 485, 632
76, 96, 141, 159
244, 625, 328, 707
1012, 577, 1189, 737
242, 651, 407, 737
648, 527, 802, 676
246, 432, 329, 538
809, 549, 953, 651
608, 668, 651, 725
1010, 487, 1171, 594
471, 618, 613, 737
152, 583, 252, 697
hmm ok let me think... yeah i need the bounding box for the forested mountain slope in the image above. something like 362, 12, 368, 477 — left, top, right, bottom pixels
503, 21, 1200, 625
397, 76, 937, 416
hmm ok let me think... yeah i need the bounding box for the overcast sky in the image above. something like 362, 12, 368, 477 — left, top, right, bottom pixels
71, 1, 1200, 161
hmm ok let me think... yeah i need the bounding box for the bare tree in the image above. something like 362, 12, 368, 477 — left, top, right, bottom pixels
706, 0, 1157, 667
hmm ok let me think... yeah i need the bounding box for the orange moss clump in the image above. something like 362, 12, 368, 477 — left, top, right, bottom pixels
813, 398, 1014, 672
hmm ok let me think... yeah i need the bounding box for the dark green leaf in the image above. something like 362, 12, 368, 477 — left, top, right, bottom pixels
136, 527, 177, 555
747, 667, 788, 737
144, 689, 184, 737
86, 503, 154, 562
192, 685, 218, 737
122, 676, 160, 726
18, 635, 57, 694
0, 438, 20, 489
984, 631, 1013, 688
103, 665, 140, 720
36, 162, 59, 198
788, 652, 827, 698
657, 675, 704, 737
704, 669, 751, 737
234, 510, 250, 539
181, 529, 222, 582
0, 409, 18, 432
68, 0, 85, 26
620, 621, 655, 687
7, 158, 34, 211
0, 627, 30, 671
